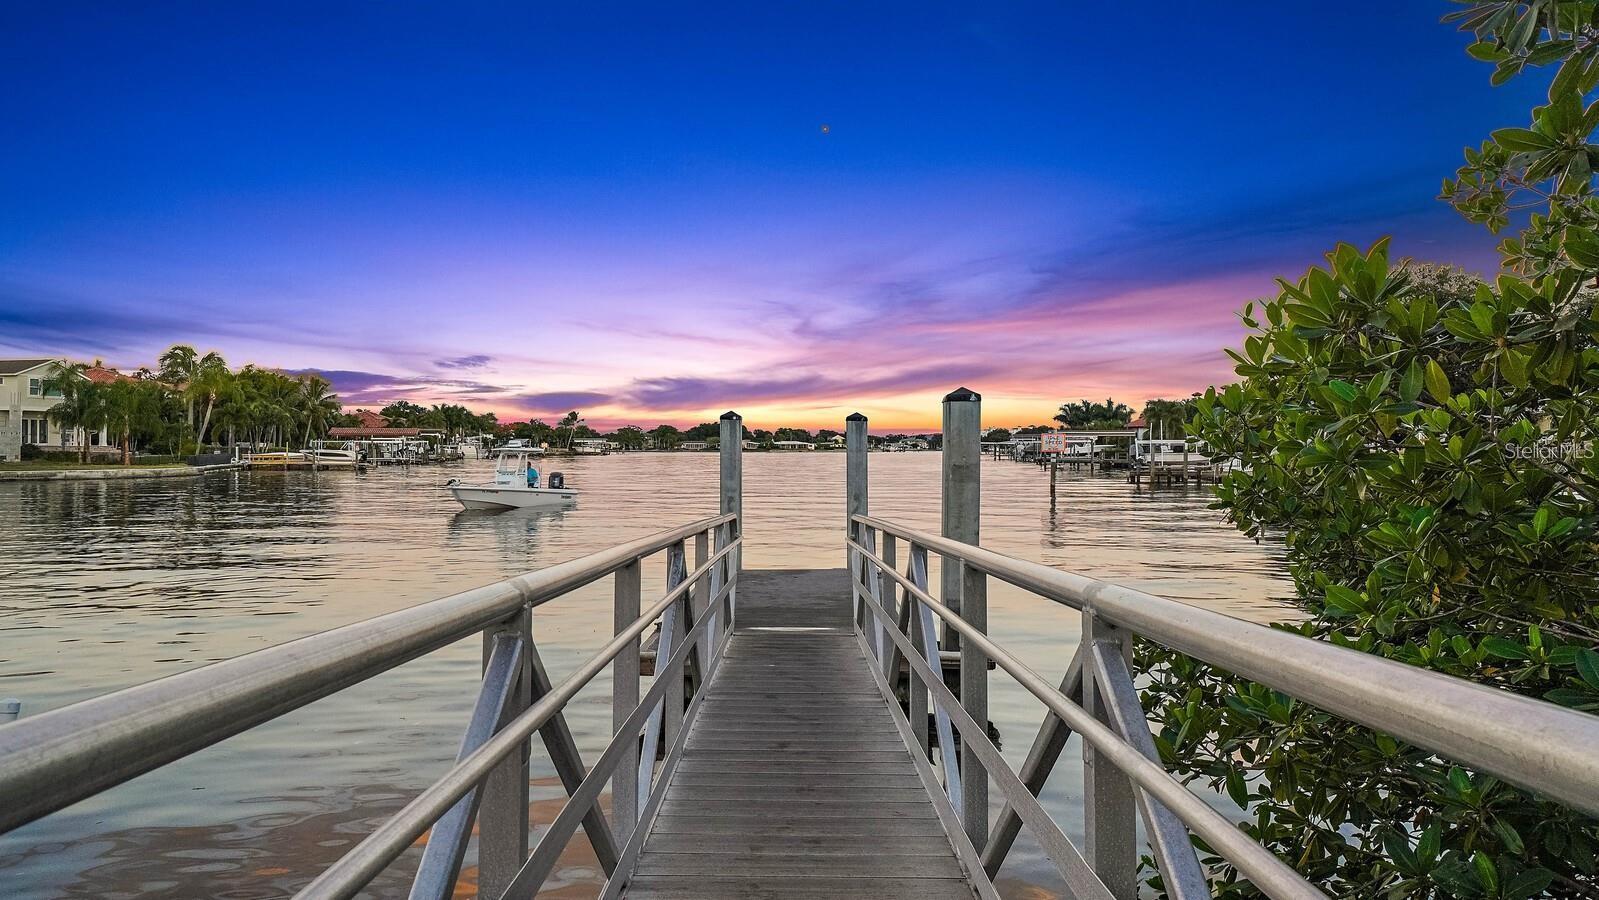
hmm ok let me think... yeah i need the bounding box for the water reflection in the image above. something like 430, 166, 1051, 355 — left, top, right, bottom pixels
0, 453, 1293, 898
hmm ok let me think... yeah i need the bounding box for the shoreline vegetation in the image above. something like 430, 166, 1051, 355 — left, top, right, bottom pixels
29, 349, 1197, 460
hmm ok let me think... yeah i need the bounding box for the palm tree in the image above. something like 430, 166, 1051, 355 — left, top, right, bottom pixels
157, 345, 200, 435
42, 362, 95, 461
1054, 398, 1134, 429
1140, 398, 1194, 439
298, 376, 341, 447
102, 380, 166, 465
559, 411, 583, 449
210, 382, 248, 449
191, 352, 230, 446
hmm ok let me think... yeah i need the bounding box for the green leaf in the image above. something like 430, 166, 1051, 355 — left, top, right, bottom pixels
1472, 851, 1499, 895
1327, 379, 1359, 402
1399, 358, 1424, 403
1493, 818, 1526, 856
1225, 767, 1247, 805
1384, 829, 1420, 874
1323, 584, 1365, 614
1425, 359, 1453, 404
1577, 648, 1599, 689
1501, 348, 1531, 388
1482, 636, 1532, 660
1492, 127, 1557, 151
1504, 868, 1555, 900
1551, 48, 1595, 100
1564, 226, 1599, 269
1467, 40, 1506, 62
1417, 824, 1441, 865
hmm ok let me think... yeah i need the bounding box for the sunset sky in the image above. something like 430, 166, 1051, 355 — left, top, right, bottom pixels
1, 3, 1542, 430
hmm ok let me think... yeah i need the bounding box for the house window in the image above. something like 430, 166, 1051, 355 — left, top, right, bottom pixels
22, 418, 48, 445
29, 378, 42, 396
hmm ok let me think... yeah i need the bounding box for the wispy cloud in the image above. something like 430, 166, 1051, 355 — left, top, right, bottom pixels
293, 368, 514, 405
518, 390, 613, 414
435, 354, 492, 369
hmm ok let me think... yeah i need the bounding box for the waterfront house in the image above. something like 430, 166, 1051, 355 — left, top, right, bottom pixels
680, 441, 710, 452
0, 358, 125, 461
772, 440, 816, 451
0, 358, 60, 460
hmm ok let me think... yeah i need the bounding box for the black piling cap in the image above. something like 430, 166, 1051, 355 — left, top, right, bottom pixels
943, 386, 981, 402
845, 412, 867, 422
720, 410, 740, 420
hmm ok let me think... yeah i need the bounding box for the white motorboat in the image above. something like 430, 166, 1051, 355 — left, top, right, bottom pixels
306, 440, 365, 464
488, 439, 546, 457
447, 452, 576, 510
1134, 439, 1211, 466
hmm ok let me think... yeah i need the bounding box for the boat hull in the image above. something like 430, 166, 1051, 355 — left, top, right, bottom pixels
449, 485, 577, 510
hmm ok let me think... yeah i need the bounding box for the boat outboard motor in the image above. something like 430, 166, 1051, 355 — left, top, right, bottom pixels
548, 472, 565, 489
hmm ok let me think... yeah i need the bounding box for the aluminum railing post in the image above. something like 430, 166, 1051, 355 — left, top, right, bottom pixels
942, 386, 988, 848
477, 605, 531, 898
611, 559, 642, 845
719, 411, 742, 575
1083, 609, 1137, 900
907, 544, 931, 757
692, 529, 711, 690
846, 409, 869, 554
663, 541, 688, 750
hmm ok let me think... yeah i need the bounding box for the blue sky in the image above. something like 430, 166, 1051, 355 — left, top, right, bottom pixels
0, 2, 1545, 427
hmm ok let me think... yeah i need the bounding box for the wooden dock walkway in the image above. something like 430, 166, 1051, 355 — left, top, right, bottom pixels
620, 569, 981, 899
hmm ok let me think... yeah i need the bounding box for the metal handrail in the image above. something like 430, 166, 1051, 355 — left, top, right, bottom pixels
0, 512, 734, 835
853, 513, 1599, 818
299, 536, 741, 899
848, 536, 1320, 900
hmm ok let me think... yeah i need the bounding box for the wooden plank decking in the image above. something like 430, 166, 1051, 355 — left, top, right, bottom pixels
620, 569, 979, 899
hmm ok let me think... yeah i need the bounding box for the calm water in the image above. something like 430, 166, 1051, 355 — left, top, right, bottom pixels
0, 452, 1292, 899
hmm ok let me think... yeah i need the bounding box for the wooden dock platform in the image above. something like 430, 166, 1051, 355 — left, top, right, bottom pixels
617, 569, 982, 899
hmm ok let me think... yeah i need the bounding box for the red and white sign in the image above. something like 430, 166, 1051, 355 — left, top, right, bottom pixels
1039, 433, 1070, 454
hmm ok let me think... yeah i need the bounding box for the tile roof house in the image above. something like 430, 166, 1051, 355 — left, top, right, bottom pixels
0, 358, 131, 460
83, 363, 138, 385
351, 409, 388, 429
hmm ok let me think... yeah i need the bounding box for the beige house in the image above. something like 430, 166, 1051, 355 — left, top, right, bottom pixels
0, 358, 117, 461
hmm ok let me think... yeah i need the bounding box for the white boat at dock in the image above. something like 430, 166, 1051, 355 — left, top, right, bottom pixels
306, 440, 365, 465
1134, 439, 1211, 466
447, 452, 576, 510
